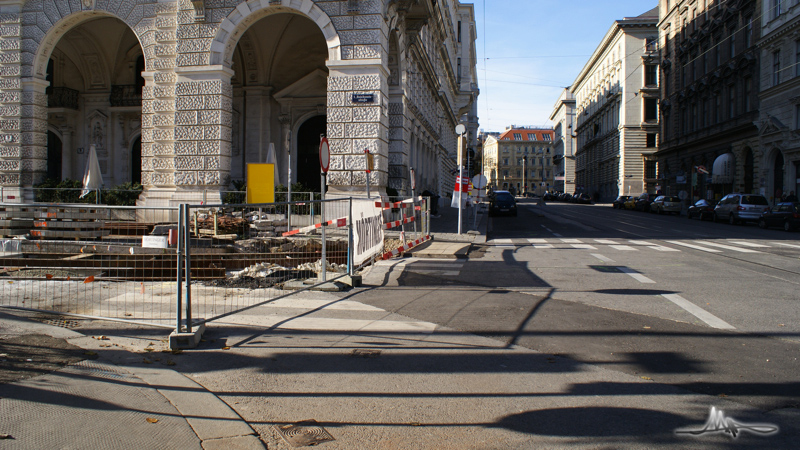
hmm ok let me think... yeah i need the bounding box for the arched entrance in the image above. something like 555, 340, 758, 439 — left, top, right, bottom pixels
46, 131, 62, 181
228, 11, 329, 188
42, 16, 144, 188
297, 116, 327, 192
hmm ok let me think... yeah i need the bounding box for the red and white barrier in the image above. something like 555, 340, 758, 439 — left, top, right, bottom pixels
381, 235, 431, 260
383, 215, 415, 230
282, 216, 348, 237
375, 196, 422, 210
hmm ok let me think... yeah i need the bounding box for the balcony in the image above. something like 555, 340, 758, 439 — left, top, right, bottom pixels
110, 85, 142, 107
47, 87, 79, 110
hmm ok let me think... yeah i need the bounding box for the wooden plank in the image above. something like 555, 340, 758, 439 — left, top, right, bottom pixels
29, 229, 111, 239
33, 220, 105, 229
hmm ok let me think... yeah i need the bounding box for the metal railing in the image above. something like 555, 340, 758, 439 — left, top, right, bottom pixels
47, 87, 79, 110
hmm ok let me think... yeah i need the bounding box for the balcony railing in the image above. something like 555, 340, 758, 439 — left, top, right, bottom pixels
47, 87, 79, 110
110, 85, 142, 107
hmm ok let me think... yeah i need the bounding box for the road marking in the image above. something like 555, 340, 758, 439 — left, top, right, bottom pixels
618, 267, 655, 283
649, 245, 681, 252
493, 239, 513, 245
629, 240, 656, 246
594, 239, 619, 245
412, 270, 461, 276
571, 244, 597, 249
695, 241, 761, 253
609, 245, 637, 251
591, 253, 615, 263
560, 238, 582, 243
532, 244, 554, 249
662, 294, 735, 330
527, 238, 549, 244
727, 241, 770, 248
665, 240, 722, 253
774, 242, 800, 249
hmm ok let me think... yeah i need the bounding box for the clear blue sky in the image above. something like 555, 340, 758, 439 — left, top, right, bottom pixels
474, 0, 658, 132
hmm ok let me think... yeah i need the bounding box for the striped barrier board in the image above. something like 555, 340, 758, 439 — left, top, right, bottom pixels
382, 235, 431, 260
383, 215, 415, 230
282, 216, 348, 237
375, 197, 422, 209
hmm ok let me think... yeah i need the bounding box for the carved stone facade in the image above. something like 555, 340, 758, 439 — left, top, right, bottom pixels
0, 0, 478, 205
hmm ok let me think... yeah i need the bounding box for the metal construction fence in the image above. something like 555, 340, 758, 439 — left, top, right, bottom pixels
0, 195, 430, 335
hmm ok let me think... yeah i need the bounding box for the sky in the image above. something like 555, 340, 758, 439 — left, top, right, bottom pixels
473, 0, 658, 133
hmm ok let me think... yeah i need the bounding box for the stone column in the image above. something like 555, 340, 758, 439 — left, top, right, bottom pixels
19, 77, 48, 202
61, 126, 73, 180
279, 113, 291, 187
326, 60, 388, 197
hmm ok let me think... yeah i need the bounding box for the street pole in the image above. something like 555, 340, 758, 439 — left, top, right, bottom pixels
365, 149, 371, 198
456, 125, 466, 235
410, 167, 418, 240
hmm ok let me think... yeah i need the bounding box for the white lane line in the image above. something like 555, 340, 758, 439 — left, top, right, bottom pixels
591, 253, 615, 263
527, 238, 549, 244
594, 239, 619, 245
727, 241, 770, 248
662, 294, 735, 330
618, 267, 655, 283
773, 242, 800, 249
609, 245, 637, 251
665, 240, 722, 253
571, 244, 597, 250
695, 241, 761, 253
561, 238, 582, 243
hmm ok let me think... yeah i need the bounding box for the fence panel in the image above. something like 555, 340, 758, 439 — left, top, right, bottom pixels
180, 198, 355, 326
0, 203, 179, 328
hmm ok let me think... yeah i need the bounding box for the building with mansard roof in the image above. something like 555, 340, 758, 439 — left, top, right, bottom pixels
0, 0, 478, 206
482, 126, 555, 196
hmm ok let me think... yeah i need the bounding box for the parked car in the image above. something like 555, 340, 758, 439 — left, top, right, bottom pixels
489, 190, 517, 217
713, 193, 770, 225
561, 193, 573, 202
612, 195, 631, 209
687, 199, 717, 221
758, 202, 800, 231
575, 193, 592, 204
623, 196, 638, 210
649, 195, 682, 215
634, 192, 656, 212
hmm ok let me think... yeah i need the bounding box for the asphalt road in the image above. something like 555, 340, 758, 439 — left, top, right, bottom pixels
350, 199, 800, 412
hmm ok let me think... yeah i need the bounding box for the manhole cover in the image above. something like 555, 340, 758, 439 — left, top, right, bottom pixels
274, 419, 335, 447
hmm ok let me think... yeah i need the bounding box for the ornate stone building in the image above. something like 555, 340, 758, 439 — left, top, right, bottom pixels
757, 0, 800, 200
572, 7, 660, 202
657, 0, 761, 203
549, 88, 576, 194
0, 0, 478, 205
482, 126, 555, 196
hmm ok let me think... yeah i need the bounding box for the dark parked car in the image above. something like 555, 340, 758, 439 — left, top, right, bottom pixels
575, 193, 592, 204
489, 190, 517, 216
612, 195, 631, 209
713, 193, 770, 225
687, 199, 716, 221
758, 202, 800, 231
634, 192, 656, 212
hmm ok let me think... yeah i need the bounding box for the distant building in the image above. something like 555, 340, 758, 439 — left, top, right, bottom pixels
571, 7, 660, 201
757, 0, 800, 201
482, 126, 555, 196
657, 0, 761, 203
549, 88, 577, 193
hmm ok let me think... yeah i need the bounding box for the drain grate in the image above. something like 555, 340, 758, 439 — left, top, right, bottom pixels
38, 318, 82, 329
274, 419, 335, 448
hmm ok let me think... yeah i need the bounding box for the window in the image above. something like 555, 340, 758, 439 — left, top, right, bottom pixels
646, 133, 657, 147
517, 158, 522, 165
645, 98, 658, 122
702, 48, 708, 74
729, 30, 735, 58
692, 104, 698, 131
715, 93, 721, 123
457, 20, 462, 43
796, 104, 800, 129
645, 64, 658, 86
503, 158, 509, 165
542, 134, 551, 141
703, 97, 710, 127
729, 84, 736, 118
513, 133, 522, 140
773, 50, 781, 86
745, 16, 752, 47
715, 38, 721, 65
743, 77, 752, 112
774, 0, 783, 19
796, 40, 800, 77
645, 161, 657, 179
646, 37, 658, 52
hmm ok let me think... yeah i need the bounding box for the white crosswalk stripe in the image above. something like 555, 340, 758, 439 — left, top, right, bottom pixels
773, 242, 800, 249
594, 239, 619, 245
527, 238, 549, 244
694, 241, 761, 253
406, 259, 465, 277
665, 240, 722, 253
609, 245, 637, 251
485, 238, 800, 255
727, 241, 770, 248
571, 244, 597, 249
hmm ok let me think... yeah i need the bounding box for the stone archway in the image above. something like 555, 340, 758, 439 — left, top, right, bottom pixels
296, 115, 327, 192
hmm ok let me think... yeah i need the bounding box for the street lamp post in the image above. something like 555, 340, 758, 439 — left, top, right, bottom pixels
523, 152, 527, 197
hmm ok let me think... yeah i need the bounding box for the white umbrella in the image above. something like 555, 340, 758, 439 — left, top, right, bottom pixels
80, 144, 104, 198
265, 142, 279, 185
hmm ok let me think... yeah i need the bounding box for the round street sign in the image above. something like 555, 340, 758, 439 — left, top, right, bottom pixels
472, 174, 487, 189
455, 124, 466, 135
319, 137, 330, 173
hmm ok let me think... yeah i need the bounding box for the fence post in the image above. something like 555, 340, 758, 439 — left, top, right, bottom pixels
183, 203, 193, 333
176, 204, 184, 332
348, 197, 354, 277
